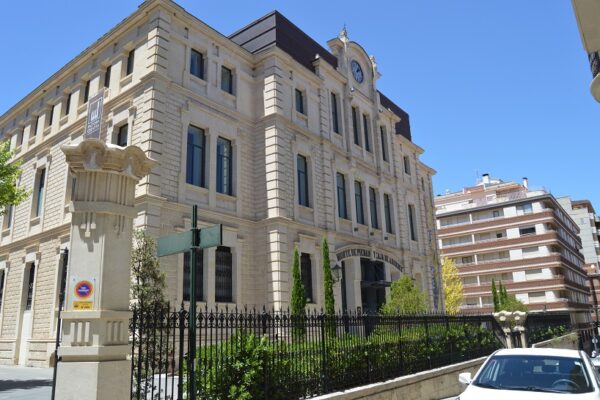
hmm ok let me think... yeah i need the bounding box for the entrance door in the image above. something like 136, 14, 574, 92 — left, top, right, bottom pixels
360, 259, 386, 314
18, 264, 35, 365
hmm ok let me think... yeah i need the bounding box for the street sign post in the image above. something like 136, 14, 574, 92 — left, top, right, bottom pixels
156, 205, 221, 398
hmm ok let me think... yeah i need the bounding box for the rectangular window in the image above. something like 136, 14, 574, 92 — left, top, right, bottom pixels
221, 66, 233, 94
336, 172, 348, 219
83, 80, 90, 103
300, 253, 313, 303
369, 187, 379, 229
186, 125, 206, 187
17, 129, 24, 147
522, 246, 538, 257
126, 49, 135, 76
355, 181, 364, 225
295, 89, 305, 114
403, 156, 411, 175
0, 270, 5, 311
518, 203, 533, 215
3, 205, 13, 229
104, 66, 111, 88
363, 114, 371, 152
183, 250, 203, 302
33, 115, 40, 137
48, 105, 55, 126
25, 263, 35, 311
116, 124, 128, 147
297, 154, 309, 207
408, 204, 417, 241
352, 107, 360, 146
384, 194, 393, 234
217, 137, 233, 195
380, 126, 388, 162
215, 246, 233, 303
519, 226, 536, 236
65, 94, 72, 116
34, 168, 46, 218
493, 210, 500, 218
190, 49, 204, 80
331, 93, 340, 134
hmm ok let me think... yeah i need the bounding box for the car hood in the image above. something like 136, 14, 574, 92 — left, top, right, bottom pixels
459, 385, 599, 400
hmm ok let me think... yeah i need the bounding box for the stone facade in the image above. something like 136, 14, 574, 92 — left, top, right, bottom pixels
0, 0, 440, 366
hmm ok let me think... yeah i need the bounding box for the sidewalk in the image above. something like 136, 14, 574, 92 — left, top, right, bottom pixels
0, 365, 53, 400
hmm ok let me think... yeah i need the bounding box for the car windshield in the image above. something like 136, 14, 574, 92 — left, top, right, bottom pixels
473, 354, 594, 394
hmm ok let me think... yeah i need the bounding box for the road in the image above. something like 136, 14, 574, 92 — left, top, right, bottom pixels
0, 365, 53, 400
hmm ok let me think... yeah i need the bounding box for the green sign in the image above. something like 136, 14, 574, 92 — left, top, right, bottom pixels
157, 224, 222, 256
157, 231, 192, 257
198, 224, 222, 249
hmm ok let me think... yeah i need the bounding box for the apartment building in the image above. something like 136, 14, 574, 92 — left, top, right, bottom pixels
558, 197, 600, 321
0, 1, 440, 366
435, 175, 591, 322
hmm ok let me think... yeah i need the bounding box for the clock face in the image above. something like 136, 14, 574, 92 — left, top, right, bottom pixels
351, 60, 364, 83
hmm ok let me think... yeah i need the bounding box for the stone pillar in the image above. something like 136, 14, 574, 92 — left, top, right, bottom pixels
55, 140, 155, 400
494, 311, 528, 349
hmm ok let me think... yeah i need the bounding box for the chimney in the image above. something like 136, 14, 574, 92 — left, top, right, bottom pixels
482, 173, 490, 184
522, 177, 529, 189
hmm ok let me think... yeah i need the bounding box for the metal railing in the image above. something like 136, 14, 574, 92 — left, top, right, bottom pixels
130, 305, 502, 400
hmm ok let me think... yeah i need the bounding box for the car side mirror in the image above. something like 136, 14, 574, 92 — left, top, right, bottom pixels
458, 372, 472, 385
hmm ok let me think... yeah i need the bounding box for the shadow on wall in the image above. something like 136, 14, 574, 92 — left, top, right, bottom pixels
0, 379, 52, 392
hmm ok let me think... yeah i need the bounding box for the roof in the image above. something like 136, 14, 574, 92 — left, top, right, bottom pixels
229, 11, 338, 72
572, 199, 596, 214
379, 91, 411, 141
495, 348, 582, 358
230, 11, 412, 141
1, 4, 414, 143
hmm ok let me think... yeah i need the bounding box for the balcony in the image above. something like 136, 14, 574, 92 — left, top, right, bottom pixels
463, 275, 566, 295
457, 253, 563, 273
438, 209, 555, 235
441, 231, 560, 255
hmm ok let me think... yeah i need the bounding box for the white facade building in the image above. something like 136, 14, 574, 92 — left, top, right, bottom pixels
0, 0, 440, 366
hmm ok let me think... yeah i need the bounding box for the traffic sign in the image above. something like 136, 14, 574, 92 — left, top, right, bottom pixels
198, 224, 222, 249
157, 231, 192, 257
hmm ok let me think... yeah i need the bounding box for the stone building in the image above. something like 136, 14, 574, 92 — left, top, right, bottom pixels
0, 0, 440, 366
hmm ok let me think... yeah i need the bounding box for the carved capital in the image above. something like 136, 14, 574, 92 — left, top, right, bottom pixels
61, 139, 156, 180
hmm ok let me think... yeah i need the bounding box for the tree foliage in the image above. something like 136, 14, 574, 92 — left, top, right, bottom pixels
492, 279, 500, 311
0, 141, 28, 215
130, 230, 167, 307
322, 237, 335, 316
493, 280, 527, 312
290, 246, 306, 336
441, 257, 463, 315
381, 275, 428, 315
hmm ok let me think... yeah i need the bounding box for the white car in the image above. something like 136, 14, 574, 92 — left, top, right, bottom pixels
457, 348, 600, 399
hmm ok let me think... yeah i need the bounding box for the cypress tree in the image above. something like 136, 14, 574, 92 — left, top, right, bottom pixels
491, 279, 499, 312
290, 246, 307, 337
322, 237, 335, 316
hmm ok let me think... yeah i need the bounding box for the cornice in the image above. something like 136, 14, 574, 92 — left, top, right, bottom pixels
0, 0, 163, 126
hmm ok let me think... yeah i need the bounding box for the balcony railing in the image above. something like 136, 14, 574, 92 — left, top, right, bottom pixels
438, 207, 554, 230
456, 252, 562, 268
463, 275, 564, 289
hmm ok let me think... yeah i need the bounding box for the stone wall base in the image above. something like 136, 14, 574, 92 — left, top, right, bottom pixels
313, 357, 487, 400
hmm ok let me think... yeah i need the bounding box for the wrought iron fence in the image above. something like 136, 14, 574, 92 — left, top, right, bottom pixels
130, 304, 502, 400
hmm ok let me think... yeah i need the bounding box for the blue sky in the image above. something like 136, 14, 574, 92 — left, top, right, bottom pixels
0, 1, 597, 205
